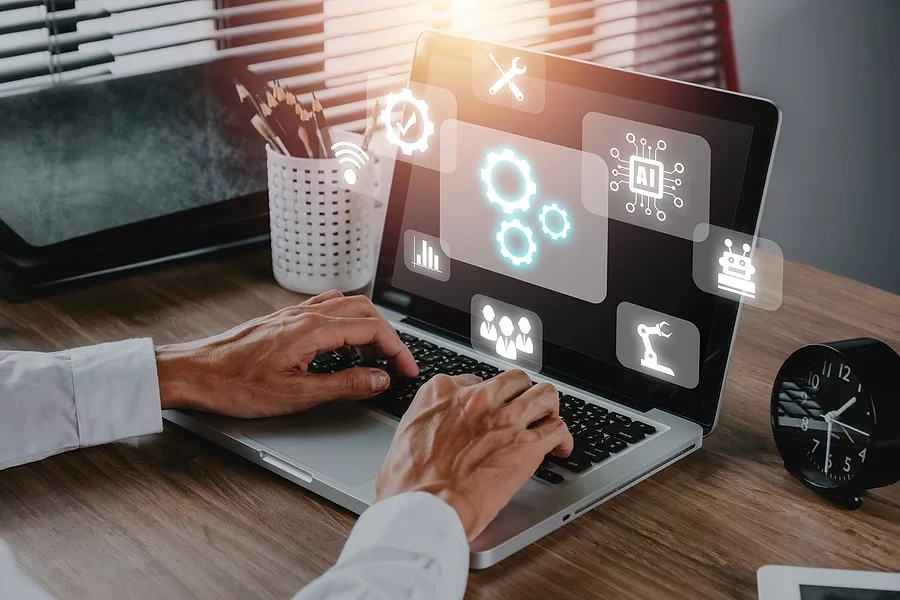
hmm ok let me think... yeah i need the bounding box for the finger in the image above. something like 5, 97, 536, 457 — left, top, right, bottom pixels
303, 367, 391, 402
308, 316, 418, 377
527, 417, 574, 458
302, 290, 344, 306
503, 382, 560, 428
451, 373, 482, 386
293, 297, 404, 356
476, 369, 533, 407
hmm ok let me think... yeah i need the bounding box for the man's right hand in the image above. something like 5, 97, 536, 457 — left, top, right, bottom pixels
375, 370, 574, 542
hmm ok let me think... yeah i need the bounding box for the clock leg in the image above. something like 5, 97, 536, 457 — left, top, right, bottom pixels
818, 487, 864, 510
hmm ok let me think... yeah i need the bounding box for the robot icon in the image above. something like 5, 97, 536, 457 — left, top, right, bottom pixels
717, 238, 757, 299
637, 321, 675, 377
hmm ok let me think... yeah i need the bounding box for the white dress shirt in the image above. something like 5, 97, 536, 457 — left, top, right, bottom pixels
0, 340, 468, 600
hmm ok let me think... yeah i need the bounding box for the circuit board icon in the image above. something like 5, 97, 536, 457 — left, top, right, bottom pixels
609, 133, 685, 223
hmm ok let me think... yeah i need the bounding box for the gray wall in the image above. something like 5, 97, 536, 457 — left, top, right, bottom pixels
728, 0, 900, 294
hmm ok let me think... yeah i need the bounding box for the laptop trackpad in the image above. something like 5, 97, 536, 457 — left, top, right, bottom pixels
244, 403, 395, 488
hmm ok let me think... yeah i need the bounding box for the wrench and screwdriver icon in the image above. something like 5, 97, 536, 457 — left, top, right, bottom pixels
488, 53, 527, 102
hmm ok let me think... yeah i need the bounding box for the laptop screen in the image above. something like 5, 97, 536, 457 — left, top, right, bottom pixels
374, 32, 779, 431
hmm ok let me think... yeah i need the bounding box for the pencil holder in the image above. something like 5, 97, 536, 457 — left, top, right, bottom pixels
267, 144, 380, 294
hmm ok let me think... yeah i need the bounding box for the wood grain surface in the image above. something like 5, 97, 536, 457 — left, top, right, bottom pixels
1, 248, 898, 600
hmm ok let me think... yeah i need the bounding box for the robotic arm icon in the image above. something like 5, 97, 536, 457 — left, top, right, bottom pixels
637, 321, 675, 377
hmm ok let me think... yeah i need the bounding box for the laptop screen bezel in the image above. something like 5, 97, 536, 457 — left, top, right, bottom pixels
373, 31, 780, 434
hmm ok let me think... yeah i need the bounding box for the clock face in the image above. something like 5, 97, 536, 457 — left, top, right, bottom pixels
773, 347, 875, 487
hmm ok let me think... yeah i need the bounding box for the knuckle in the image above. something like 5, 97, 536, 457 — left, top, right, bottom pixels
299, 312, 327, 328
430, 373, 455, 391
344, 370, 367, 395
534, 382, 558, 400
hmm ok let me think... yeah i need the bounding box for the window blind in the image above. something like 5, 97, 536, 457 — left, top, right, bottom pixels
0, 0, 737, 121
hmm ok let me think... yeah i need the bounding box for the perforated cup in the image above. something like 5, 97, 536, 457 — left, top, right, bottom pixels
266, 144, 379, 294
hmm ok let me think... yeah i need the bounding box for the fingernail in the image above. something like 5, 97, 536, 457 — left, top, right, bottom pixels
371, 371, 390, 391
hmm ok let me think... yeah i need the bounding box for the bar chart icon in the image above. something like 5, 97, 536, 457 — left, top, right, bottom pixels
414, 236, 442, 273
403, 230, 450, 281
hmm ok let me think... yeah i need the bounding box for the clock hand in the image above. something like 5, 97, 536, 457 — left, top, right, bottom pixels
831, 396, 857, 419
830, 418, 870, 438
824, 418, 833, 475
835, 421, 854, 444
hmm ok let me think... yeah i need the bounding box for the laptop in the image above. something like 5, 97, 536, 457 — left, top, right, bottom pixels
164, 31, 781, 569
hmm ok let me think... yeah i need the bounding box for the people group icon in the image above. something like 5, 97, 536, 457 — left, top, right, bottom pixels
479, 303, 534, 361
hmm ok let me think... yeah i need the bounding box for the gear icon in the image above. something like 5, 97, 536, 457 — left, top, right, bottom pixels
495, 218, 537, 267
480, 148, 537, 215
381, 88, 434, 156
538, 202, 572, 241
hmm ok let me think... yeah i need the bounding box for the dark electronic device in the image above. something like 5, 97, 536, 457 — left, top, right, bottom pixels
771, 338, 900, 509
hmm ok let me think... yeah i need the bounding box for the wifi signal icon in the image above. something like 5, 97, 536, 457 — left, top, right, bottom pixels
331, 141, 370, 186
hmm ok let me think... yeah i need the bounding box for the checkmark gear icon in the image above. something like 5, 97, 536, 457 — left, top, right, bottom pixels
396, 113, 417, 136
380, 87, 434, 156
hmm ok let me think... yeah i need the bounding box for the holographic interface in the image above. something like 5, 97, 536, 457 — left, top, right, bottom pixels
692, 224, 784, 311
616, 302, 700, 389
471, 294, 542, 371
718, 238, 756, 299
609, 133, 685, 223
582, 112, 710, 242
488, 54, 527, 102
440, 119, 608, 304
479, 148, 573, 268
381, 88, 435, 156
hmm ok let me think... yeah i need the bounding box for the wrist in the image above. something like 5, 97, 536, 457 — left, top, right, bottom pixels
431, 488, 478, 542
156, 344, 208, 411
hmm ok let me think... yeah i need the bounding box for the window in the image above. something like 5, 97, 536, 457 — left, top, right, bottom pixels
0, 0, 737, 114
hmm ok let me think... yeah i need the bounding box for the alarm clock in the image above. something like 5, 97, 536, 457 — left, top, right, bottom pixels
770, 338, 900, 509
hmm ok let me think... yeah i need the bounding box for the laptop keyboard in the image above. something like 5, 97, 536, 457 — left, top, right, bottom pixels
309, 331, 658, 484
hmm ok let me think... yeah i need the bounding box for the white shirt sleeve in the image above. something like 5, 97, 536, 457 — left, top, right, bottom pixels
0, 339, 162, 471
0, 341, 469, 600
294, 492, 470, 600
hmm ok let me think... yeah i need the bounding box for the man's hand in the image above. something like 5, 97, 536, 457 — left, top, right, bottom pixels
155, 290, 418, 418
375, 370, 573, 541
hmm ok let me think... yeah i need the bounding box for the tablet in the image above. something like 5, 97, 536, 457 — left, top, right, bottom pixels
758, 566, 900, 600
0, 58, 271, 301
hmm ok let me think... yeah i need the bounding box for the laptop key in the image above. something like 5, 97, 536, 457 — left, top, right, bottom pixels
598, 437, 627, 453
548, 452, 592, 473
609, 412, 632, 425
579, 446, 610, 463
585, 404, 608, 417
606, 424, 644, 444
561, 394, 585, 408
631, 421, 657, 436
534, 468, 565, 485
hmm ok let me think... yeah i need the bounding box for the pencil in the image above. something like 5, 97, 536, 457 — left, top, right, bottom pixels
255, 93, 299, 156
251, 115, 281, 154
252, 114, 290, 156
296, 101, 321, 159
311, 92, 335, 158
360, 99, 381, 152
297, 125, 315, 159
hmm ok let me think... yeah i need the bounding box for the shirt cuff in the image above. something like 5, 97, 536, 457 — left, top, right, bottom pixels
340, 492, 469, 595
70, 339, 163, 447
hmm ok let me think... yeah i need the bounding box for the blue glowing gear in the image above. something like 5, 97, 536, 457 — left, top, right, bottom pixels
538, 202, 572, 241
496, 218, 537, 267
480, 148, 537, 215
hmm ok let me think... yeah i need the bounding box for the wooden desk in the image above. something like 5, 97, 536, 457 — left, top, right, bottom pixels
1, 249, 898, 599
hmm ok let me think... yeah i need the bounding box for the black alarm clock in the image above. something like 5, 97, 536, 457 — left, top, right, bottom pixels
770, 338, 900, 509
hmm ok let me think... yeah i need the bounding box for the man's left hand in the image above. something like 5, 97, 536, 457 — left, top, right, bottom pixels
155, 291, 418, 418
